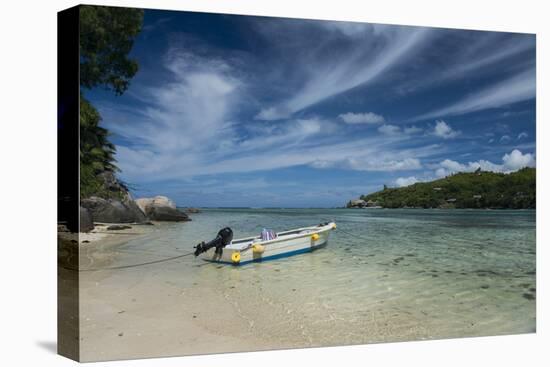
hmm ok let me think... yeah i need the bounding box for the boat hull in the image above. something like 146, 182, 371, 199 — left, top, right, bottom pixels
199, 222, 335, 266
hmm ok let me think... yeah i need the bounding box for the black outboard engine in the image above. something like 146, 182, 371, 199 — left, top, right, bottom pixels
194, 227, 233, 256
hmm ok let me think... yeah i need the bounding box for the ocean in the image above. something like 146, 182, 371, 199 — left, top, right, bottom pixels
80, 208, 536, 356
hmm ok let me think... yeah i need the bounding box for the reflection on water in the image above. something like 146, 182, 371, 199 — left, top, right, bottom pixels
80, 208, 536, 356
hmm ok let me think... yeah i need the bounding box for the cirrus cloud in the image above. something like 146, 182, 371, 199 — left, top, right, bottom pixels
378, 124, 401, 135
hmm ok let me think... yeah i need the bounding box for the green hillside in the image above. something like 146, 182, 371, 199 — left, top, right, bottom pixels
351, 168, 535, 209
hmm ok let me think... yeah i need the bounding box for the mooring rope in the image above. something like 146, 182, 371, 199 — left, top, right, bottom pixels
62, 221, 357, 272
61, 250, 196, 272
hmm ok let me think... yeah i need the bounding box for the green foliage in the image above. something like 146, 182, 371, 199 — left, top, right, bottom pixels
80, 95, 121, 199
79, 5, 143, 198
80, 5, 144, 95
360, 168, 536, 209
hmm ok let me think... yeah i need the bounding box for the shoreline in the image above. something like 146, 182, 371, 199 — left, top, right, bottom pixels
345, 207, 536, 210
75, 220, 276, 361
78, 222, 174, 270
58, 222, 158, 272
68, 209, 534, 361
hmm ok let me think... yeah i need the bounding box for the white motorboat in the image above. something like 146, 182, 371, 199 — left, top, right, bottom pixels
194, 222, 336, 266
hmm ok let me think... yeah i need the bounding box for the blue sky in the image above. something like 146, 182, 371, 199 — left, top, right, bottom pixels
86, 10, 536, 208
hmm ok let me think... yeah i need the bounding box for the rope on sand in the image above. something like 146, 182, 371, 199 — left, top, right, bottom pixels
87, 232, 147, 235
60, 251, 196, 272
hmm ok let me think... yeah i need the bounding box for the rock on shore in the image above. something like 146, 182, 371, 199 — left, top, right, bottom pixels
80, 206, 95, 232
135, 196, 190, 222
81, 195, 147, 223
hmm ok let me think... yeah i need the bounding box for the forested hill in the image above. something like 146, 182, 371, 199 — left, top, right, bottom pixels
348, 168, 535, 209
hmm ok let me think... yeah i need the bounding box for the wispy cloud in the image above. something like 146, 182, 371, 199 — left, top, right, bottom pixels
103, 44, 436, 183
397, 33, 535, 95
312, 157, 422, 172
90, 12, 536, 207
412, 68, 536, 121
339, 112, 384, 124
403, 126, 423, 134
432, 120, 460, 139
517, 132, 528, 140
255, 25, 432, 120
500, 135, 511, 144
378, 124, 424, 136
378, 124, 401, 135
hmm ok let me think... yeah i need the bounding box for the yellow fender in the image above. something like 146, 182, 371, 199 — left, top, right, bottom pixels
332, 223, 337, 230
231, 252, 241, 264
311, 233, 320, 241
252, 244, 265, 254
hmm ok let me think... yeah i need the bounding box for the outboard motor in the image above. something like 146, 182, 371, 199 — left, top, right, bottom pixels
194, 227, 233, 256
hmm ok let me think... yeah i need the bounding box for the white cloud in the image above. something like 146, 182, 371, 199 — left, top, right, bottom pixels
395, 176, 419, 187
440, 158, 466, 172
107, 49, 241, 156
339, 112, 385, 124
397, 34, 535, 96
378, 124, 401, 135
432, 120, 460, 139
517, 132, 528, 140
404, 125, 423, 134
255, 26, 431, 120
412, 68, 536, 121
356, 158, 422, 171
312, 156, 422, 172
434, 149, 535, 177
255, 106, 289, 121
500, 135, 511, 143
321, 21, 372, 36
502, 149, 535, 170
235, 118, 328, 151
435, 168, 447, 178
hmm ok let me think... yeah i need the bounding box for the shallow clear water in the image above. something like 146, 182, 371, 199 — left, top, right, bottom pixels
87, 208, 536, 349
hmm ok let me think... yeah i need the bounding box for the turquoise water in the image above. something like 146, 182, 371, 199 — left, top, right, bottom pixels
89, 208, 536, 348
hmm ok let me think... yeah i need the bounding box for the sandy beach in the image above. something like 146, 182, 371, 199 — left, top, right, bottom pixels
74, 222, 277, 361
65, 209, 536, 362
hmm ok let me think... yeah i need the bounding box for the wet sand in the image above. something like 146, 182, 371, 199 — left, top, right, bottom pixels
72, 209, 536, 361
75, 223, 275, 361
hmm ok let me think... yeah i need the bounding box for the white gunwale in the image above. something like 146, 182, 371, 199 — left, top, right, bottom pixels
200, 222, 336, 265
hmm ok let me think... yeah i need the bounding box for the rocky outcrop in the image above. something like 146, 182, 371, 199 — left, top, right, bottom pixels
81, 195, 147, 223
81, 171, 188, 224
135, 196, 190, 222
80, 171, 147, 224
79, 207, 94, 232
346, 199, 381, 208
135, 196, 176, 212
146, 206, 189, 221
347, 199, 367, 208
185, 207, 201, 214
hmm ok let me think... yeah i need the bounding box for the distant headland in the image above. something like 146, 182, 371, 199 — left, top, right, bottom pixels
347, 167, 535, 209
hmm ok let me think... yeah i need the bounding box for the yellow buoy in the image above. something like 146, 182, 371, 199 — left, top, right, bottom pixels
332, 223, 337, 230
252, 244, 265, 254
231, 252, 241, 264
311, 233, 320, 241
